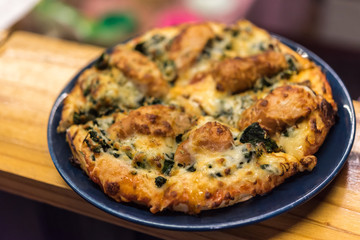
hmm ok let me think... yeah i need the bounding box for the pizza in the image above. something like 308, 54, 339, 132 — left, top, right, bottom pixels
57, 20, 337, 214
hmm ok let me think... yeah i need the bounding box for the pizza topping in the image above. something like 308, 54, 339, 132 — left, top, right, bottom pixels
108, 105, 192, 140
197, 32, 235, 62
162, 159, 174, 175
186, 165, 196, 172
168, 24, 215, 70
174, 121, 234, 167
191, 122, 234, 152
238, 85, 318, 134
134, 34, 166, 57
210, 172, 223, 178
286, 54, 298, 72
162, 153, 175, 175
63, 67, 144, 129
260, 164, 270, 170
133, 34, 178, 83
216, 94, 255, 126
134, 156, 147, 169
242, 147, 255, 163
213, 51, 288, 94
79, 68, 142, 109
73, 111, 87, 125
124, 148, 133, 160
109, 47, 169, 98
84, 127, 112, 154
175, 133, 183, 143
174, 139, 192, 166
199, 38, 214, 60
155, 176, 167, 188
240, 122, 280, 153
158, 59, 177, 83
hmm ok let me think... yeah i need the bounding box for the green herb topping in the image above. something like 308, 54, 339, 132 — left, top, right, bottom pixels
186, 165, 196, 172
240, 122, 280, 153
162, 160, 174, 175
155, 176, 167, 188
260, 164, 270, 170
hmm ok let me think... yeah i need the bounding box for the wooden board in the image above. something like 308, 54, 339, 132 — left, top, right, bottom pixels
0, 31, 360, 239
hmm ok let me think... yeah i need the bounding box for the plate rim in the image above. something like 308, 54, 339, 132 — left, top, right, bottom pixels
47, 34, 356, 231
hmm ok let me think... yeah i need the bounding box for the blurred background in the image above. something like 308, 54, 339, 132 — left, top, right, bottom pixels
3, 0, 359, 98
1, 0, 359, 239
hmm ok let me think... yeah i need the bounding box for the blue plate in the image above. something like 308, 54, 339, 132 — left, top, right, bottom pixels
48, 36, 355, 231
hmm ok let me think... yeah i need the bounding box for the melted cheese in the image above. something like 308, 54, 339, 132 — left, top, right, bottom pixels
167, 75, 226, 116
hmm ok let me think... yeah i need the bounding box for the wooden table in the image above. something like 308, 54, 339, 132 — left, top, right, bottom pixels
1, 31, 359, 240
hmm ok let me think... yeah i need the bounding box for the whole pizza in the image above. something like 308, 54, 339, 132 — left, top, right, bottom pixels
57, 20, 337, 214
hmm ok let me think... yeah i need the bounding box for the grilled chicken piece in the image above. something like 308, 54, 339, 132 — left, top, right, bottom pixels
238, 85, 318, 134
168, 24, 215, 70
174, 121, 234, 166
214, 51, 288, 93
108, 105, 192, 140
109, 47, 169, 98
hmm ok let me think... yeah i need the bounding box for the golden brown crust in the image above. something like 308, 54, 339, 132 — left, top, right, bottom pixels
278, 43, 315, 70
59, 20, 337, 215
304, 98, 336, 156
58, 85, 85, 132
162, 151, 316, 214
67, 119, 317, 214
290, 67, 337, 111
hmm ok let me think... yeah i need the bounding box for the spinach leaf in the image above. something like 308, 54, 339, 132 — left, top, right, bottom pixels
155, 176, 167, 188
240, 122, 279, 153
186, 165, 196, 172
162, 160, 174, 175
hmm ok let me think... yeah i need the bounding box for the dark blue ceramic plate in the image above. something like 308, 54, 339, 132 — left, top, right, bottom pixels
48, 36, 355, 231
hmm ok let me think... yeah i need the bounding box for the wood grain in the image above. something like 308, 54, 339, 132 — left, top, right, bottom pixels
0, 31, 359, 240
